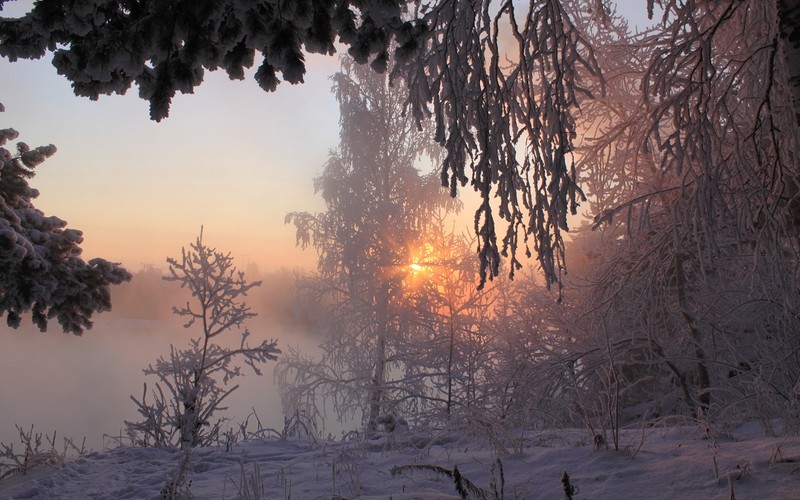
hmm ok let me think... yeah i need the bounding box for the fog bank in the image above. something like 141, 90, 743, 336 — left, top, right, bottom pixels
0, 267, 318, 451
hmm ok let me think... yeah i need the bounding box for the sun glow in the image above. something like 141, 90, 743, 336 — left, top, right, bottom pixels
408, 263, 425, 273
402, 243, 439, 289
406, 242, 438, 278
405, 262, 431, 283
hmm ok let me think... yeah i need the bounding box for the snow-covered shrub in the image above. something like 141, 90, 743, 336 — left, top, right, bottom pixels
0, 424, 86, 480
126, 231, 280, 449
0, 103, 131, 334
483, 273, 580, 431
280, 409, 318, 441
375, 413, 407, 434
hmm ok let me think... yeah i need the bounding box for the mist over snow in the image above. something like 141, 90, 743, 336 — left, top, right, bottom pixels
0, 267, 319, 452
2, 0, 800, 498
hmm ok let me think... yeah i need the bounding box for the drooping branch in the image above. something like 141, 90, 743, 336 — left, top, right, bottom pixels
0, 1, 603, 288
394, 0, 601, 289
643, 1, 800, 252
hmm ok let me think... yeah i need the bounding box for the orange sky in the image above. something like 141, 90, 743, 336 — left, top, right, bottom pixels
0, 1, 653, 275
0, 46, 483, 276
1, 45, 343, 272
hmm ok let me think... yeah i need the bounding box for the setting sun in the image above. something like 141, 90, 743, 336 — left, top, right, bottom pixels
405, 262, 431, 285
405, 242, 439, 281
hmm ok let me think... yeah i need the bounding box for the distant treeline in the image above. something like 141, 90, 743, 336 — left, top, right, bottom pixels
108, 266, 314, 332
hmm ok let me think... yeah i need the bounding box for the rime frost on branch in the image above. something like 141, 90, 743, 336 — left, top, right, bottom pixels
0, 103, 130, 334
2, 0, 798, 296
126, 231, 279, 449
0, 0, 604, 287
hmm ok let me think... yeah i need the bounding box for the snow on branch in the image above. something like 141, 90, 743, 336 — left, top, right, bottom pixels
126, 230, 280, 449
0, 1, 604, 287
393, 0, 602, 289
0, 103, 131, 334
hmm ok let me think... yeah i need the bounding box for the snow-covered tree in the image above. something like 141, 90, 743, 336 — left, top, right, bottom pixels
3, 1, 800, 290
560, 2, 800, 430
277, 56, 456, 432
0, 0, 602, 287
126, 230, 280, 449
0, 103, 130, 334
397, 215, 500, 422
485, 271, 578, 429
4, 0, 800, 433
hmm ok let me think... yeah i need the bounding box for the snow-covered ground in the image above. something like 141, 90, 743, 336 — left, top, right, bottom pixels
1, 423, 798, 499
3, 319, 799, 498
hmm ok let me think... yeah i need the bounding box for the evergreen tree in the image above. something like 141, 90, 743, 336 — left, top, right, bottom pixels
0, 103, 130, 334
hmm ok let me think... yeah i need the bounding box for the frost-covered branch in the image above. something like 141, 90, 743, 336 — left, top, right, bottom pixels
0, 424, 86, 480
126, 231, 279, 449
0, 1, 605, 286
643, 1, 800, 256
0, 103, 131, 334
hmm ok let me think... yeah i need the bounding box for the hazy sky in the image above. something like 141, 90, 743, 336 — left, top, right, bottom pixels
0, 2, 344, 272
0, 0, 656, 449
0, 1, 653, 273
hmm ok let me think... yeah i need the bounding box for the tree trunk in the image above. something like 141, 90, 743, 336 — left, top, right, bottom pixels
446, 317, 456, 416
368, 290, 389, 431
777, 0, 800, 229
674, 254, 711, 417
368, 332, 387, 431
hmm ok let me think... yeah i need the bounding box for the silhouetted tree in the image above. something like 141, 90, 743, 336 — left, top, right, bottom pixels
0, 0, 603, 287
5, 1, 796, 290
0, 0, 800, 290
